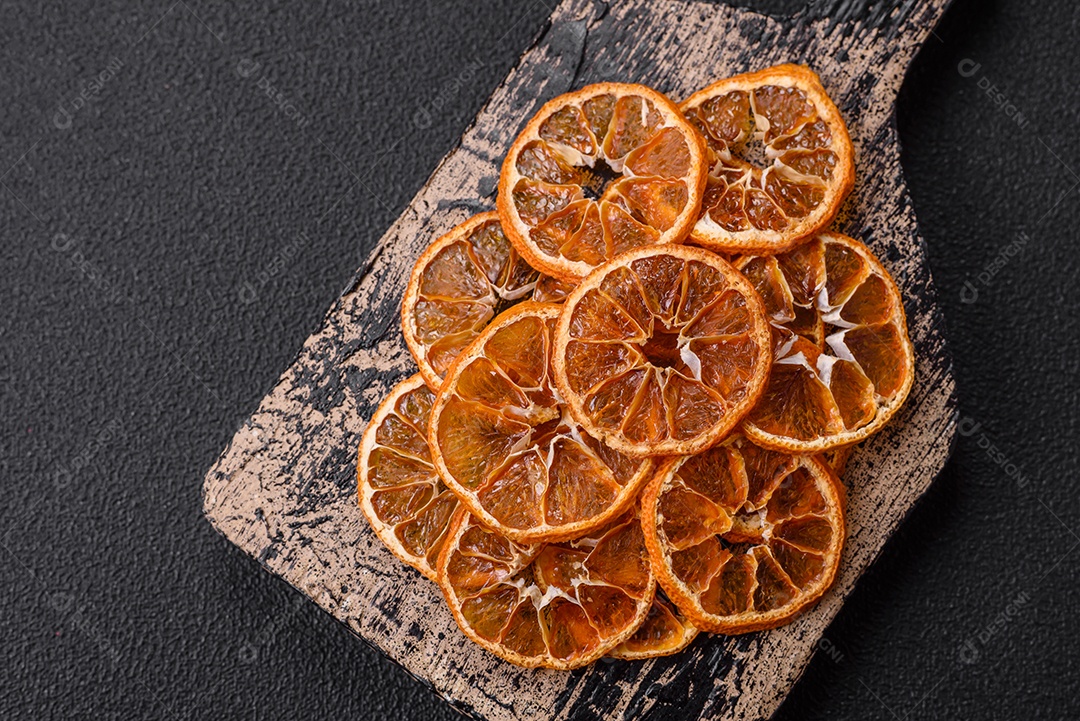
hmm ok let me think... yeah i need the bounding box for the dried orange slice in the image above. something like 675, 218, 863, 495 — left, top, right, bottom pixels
681, 64, 855, 254
608, 589, 698, 660
428, 302, 654, 542
822, 444, 855, 477
357, 374, 458, 581
531, 274, 576, 304
438, 507, 654, 669
498, 83, 708, 281
401, 212, 540, 388
736, 231, 914, 452
553, 244, 771, 457
642, 434, 845, 634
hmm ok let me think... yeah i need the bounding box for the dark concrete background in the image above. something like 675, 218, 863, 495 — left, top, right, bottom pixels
1, 0, 1076, 719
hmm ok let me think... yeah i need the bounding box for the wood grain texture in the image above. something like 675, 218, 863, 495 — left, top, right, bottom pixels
202, 1, 957, 719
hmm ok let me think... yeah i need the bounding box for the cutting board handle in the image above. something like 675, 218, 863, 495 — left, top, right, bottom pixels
788, 0, 952, 74
798, 0, 950, 33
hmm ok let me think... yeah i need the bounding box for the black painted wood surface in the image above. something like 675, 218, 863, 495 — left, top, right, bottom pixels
202, 1, 957, 718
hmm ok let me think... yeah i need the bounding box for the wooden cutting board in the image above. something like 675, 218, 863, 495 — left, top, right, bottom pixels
202, 0, 957, 718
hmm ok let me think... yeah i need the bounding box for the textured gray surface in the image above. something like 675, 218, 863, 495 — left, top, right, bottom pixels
1, 1, 1077, 720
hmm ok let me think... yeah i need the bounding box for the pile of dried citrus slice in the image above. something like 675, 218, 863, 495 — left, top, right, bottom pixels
357, 64, 915, 670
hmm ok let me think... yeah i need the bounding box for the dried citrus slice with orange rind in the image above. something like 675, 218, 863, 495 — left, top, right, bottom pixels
402, 212, 540, 388
438, 507, 655, 669
498, 83, 708, 282
737, 231, 914, 452
553, 244, 772, 457
608, 589, 699, 660
357, 374, 459, 581
531, 274, 576, 303
822, 443, 855, 477
642, 433, 845, 634
681, 64, 855, 254
429, 302, 654, 542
